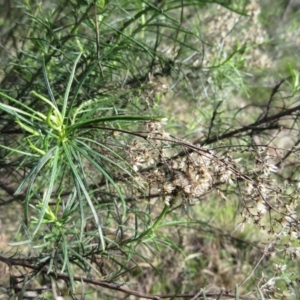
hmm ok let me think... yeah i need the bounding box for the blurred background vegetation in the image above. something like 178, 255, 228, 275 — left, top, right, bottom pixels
1, 0, 300, 299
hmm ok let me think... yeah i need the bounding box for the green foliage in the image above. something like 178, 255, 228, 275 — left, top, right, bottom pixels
1, 0, 300, 299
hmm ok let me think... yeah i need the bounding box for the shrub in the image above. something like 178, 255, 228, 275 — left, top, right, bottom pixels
1, 0, 300, 299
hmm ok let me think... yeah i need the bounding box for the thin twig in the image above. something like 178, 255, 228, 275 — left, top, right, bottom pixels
94, 3, 104, 77
237, 232, 282, 288
0, 253, 261, 300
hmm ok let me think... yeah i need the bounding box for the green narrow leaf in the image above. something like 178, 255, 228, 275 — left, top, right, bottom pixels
47, 248, 56, 274
75, 138, 136, 180
156, 233, 186, 257
15, 148, 55, 196
32, 91, 62, 121
64, 187, 84, 243
62, 142, 106, 250
61, 234, 75, 291
72, 142, 127, 221
0, 143, 39, 157
69, 150, 87, 244
14, 147, 55, 224
0, 101, 45, 122
69, 248, 101, 276
32, 146, 60, 237
66, 114, 163, 132
61, 234, 69, 273
0, 92, 46, 121
66, 61, 98, 119
8, 239, 33, 246
62, 53, 82, 119
106, 22, 156, 58
42, 56, 57, 107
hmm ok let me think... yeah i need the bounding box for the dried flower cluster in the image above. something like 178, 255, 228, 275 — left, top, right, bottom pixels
121, 119, 300, 248
197, 0, 271, 68
119, 119, 300, 298
158, 0, 271, 69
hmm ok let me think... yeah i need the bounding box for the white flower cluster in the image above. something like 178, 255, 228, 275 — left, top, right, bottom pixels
167, 152, 214, 205
126, 122, 300, 249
